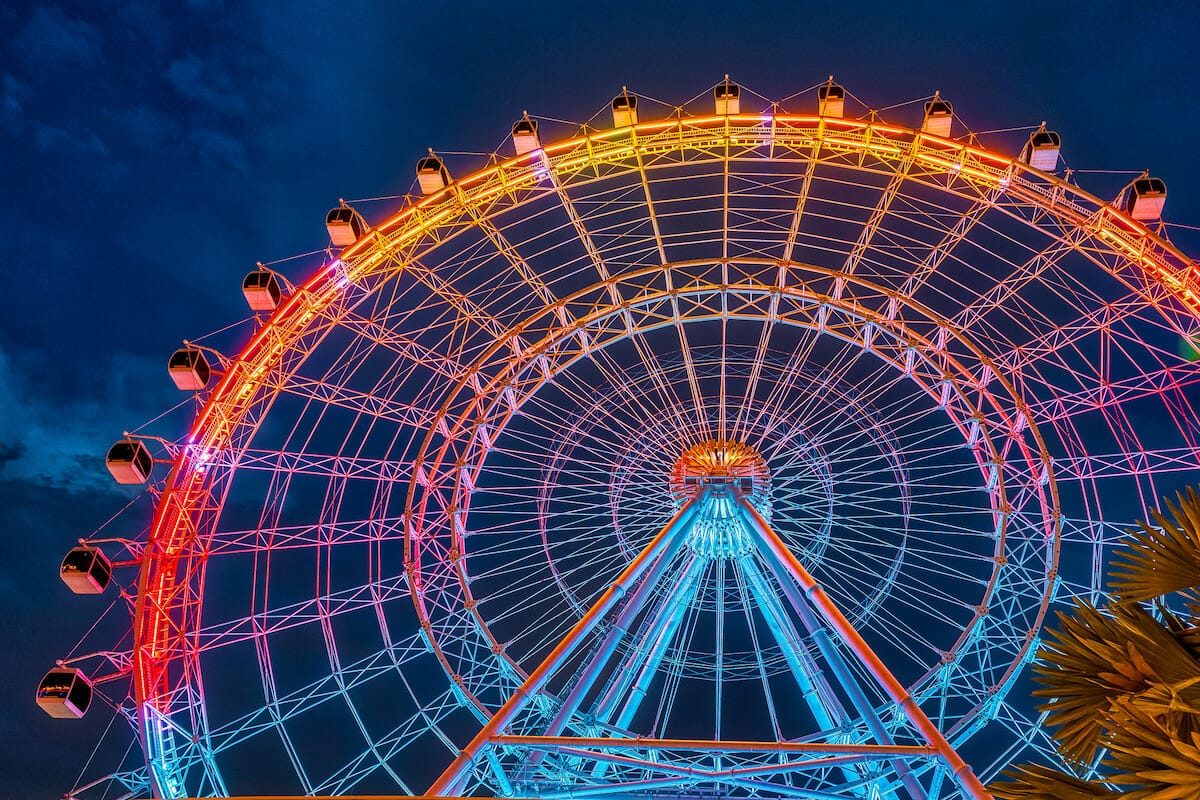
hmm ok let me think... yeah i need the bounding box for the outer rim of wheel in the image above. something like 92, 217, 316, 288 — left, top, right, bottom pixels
129, 110, 1200, 794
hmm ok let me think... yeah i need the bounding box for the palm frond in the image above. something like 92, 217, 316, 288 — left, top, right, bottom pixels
1110, 488, 1200, 602
1161, 593, 1200, 660
1009, 488, 1200, 795
1033, 600, 1200, 762
988, 763, 1117, 800
1102, 693, 1200, 800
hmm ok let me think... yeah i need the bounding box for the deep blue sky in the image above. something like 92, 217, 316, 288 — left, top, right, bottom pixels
4, 1, 1200, 796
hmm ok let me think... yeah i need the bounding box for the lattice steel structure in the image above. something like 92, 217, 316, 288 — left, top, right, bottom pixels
52, 81, 1200, 800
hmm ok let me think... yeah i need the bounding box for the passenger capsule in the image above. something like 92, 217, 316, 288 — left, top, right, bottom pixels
416, 155, 449, 195
611, 93, 638, 128
105, 438, 152, 485
511, 116, 540, 156
168, 346, 212, 391
60, 546, 112, 594
36, 667, 93, 719
242, 268, 283, 312
922, 97, 953, 137
714, 81, 740, 115
1022, 129, 1061, 172
818, 82, 845, 118
325, 206, 369, 247
1123, 177, 1167, 221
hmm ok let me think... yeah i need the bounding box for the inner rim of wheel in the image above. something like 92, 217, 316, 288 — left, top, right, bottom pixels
111, 98, 1200, 794
408, 272, 1053, 724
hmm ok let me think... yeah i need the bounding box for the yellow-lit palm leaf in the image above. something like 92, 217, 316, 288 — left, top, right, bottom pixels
1102, 694, 1200, 800
988, 763, 1117, 800
1034, 600, 1200, 762
1111, 488, 1200, 602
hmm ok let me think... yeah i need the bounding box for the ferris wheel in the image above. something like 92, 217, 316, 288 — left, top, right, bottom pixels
44, 79, 1200, 800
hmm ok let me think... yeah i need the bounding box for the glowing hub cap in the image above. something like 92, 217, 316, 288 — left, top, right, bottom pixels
669, 439, 772, 558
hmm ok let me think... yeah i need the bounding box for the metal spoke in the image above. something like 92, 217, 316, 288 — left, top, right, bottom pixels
60, 86, 1200, 800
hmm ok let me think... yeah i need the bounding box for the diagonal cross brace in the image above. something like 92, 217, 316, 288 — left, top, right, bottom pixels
427, 485, 994, 800
734, 495, 992, 800
427, 494, 707, 795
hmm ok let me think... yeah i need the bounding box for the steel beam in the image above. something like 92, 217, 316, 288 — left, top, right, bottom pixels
735, 495, 993, 800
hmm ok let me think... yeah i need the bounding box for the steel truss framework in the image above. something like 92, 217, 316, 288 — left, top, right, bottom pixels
57, 88, 1200, 800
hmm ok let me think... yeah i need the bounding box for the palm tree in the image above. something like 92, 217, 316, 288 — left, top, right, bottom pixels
989, 487, 1200, 800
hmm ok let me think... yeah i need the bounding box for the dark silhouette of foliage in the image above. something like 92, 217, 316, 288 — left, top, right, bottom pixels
990, 489, 1200, 800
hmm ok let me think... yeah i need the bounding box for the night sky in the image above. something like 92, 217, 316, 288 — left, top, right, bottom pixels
5, 1, 1200, 796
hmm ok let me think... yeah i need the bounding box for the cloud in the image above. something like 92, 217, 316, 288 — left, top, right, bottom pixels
13, 6, 104, 68
2, 73, 28, 125
188, 126, 249, 173
2, 93, 22, 126
165, 53, 249, 118
0, 345, 170, 495
107, 0, 172, 56
110, 103, 181, 150
0, 440, 28, 468
30, 122, 110, 157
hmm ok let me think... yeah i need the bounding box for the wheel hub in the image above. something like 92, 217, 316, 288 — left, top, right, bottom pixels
669, 439, 773, 558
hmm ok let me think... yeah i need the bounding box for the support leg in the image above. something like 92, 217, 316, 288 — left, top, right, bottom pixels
427, 494, 706, 796
735, 496, 992, 800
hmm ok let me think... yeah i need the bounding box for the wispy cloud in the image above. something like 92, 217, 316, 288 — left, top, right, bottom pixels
13, 5, 104, 68
188, 126, 249, 173
2, 73, 28, 125
2, 5, 277, 175
30, 121, 110, 157
165, 53, 250, 118
109, 103, 181, 150
0, 345, 172, 495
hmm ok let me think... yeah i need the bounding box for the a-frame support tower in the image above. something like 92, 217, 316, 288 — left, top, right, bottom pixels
429, 475, 992, 800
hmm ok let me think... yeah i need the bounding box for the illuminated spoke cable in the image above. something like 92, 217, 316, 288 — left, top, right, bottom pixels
55, 82, 1200, 800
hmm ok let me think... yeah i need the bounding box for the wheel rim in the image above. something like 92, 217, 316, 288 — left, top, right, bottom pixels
106, 106, 1199, 796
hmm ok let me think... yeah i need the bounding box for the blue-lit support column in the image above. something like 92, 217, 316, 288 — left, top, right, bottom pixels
579, 556, 706, 781
592, 554, 706, 729
427, 493, 706, 796
738, 559, 849, 734
540, 547, 696, 738
738, 557, 877, 797
746, 546, 920, 798
734, 495, 992, 800
513, 536, 701, 784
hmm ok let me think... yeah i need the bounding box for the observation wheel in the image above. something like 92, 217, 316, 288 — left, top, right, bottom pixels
49, 81, 1200, 800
